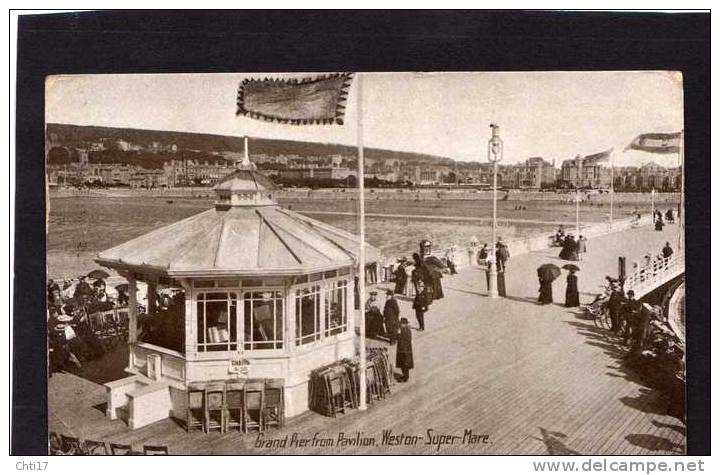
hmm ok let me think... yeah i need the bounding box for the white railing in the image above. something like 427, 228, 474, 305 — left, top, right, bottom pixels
624, 252, 685, 299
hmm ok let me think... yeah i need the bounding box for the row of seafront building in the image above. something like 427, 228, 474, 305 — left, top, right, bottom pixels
47, 145, 681, 191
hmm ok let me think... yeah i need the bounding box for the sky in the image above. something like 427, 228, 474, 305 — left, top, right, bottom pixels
46, 71, 684, 167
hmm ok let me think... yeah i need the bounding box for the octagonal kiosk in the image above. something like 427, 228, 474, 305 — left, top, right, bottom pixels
97, 167, 379, 429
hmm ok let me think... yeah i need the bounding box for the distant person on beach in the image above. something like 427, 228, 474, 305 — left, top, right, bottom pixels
565, 269, 580, 307
396, 318, 414, 382
655, 216, 665, 231
383, 289, 400, 344
412, 282, 429, 331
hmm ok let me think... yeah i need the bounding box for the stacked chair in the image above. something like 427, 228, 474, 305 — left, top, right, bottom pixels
308, 348, 394, 417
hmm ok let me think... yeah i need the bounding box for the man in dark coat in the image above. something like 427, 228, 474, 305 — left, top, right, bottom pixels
396, 318, 414, 382
383, 290, 400, 344
412, 283, 429, 331
608, 285, 626, 333
621, 290, 641, 345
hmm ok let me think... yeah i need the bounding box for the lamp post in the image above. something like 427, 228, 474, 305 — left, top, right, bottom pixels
651, 188, 655, 223
487, 123, 503, 299
575, 192, 581, 237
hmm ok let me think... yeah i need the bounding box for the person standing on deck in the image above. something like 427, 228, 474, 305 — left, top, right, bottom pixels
608, 284, 626, 333
621, 290, 641, 345
396, 318, 414, 382
577, 235, 587, 261
394, 261, 408, 295
445, 246, 458, 275
565, 270, 580, 307
662, 242, 674, 259
478, 243, 489, 261
383, 289, 400, 344
538, 274, 553, 305
496, 238, 510, 272
412, 282, 429, 331
365, 291, 384, 339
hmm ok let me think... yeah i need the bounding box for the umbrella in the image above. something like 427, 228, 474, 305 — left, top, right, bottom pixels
562, 264, 580, 272
88, 269, 110, 280
537, 263, 561, 282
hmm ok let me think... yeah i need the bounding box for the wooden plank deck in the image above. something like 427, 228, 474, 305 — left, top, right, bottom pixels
48, 223, 686, 455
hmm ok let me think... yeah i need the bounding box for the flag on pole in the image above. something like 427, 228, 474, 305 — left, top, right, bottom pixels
237, 73, 354, 125
625, 132, 682, 154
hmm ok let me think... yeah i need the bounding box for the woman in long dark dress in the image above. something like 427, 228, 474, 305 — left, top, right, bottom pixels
558, 236, 571, 260
565, 270, 580, 307
394, 262, 407, 295
538, 274, 553, 304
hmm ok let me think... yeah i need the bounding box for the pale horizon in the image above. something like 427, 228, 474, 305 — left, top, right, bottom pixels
46, 71, 684, 167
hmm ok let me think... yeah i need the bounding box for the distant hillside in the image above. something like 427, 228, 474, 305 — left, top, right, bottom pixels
46, 123, 455, 165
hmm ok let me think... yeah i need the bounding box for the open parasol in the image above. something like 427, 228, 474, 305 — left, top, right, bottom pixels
88, 269, 110, 280
537, 263, 561, 282
562, 264, 580, 272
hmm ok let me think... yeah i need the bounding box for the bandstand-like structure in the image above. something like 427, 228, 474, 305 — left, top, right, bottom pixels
97, 165, 379, 429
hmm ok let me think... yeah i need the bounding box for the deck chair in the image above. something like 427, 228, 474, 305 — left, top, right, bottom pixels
109, 442, 141, 455
263, 379, 285, 429
60, 435, 82, 455
204, 383, 226, 433
48, 432, 63, 455
186, 383, 205, 432
225, 381, 245, 432
82, 439, 108, 455
243, 380, 264, 433
143, 445, 169, 455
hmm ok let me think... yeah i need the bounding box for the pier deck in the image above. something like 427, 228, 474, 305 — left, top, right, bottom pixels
48, 223, 685, 455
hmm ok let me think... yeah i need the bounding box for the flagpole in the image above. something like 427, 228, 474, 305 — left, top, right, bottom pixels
356, 73, 367, 411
